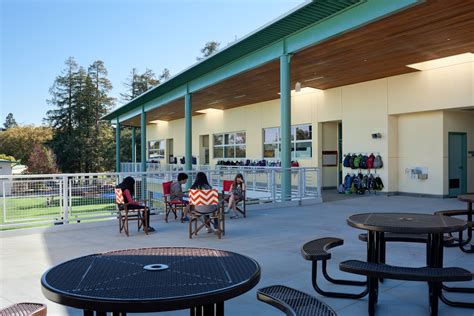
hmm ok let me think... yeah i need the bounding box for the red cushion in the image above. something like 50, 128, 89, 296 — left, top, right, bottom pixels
169, 200, 186, 205
223, 180, 233, 192
162, 181, 172, 195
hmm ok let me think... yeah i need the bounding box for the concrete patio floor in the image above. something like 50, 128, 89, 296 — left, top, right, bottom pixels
1, 194, 473, 315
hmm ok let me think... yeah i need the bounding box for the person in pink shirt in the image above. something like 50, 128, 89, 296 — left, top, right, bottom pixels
117, 176, 155, 232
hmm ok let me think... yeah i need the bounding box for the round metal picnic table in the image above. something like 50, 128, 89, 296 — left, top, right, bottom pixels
347, 213, 468, 314
41, 247, 261, 316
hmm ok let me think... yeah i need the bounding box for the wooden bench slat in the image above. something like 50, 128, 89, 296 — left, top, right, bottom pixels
257, 285, 337, 316
340, 260, 473, 282
301, 237, 343, 261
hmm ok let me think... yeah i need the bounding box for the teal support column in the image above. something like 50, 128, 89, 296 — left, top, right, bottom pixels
140, 106, 146, 198
185, 93, 192, 174
141, 106, 146, 172
280, 54, 292, 200
131, 127, 136, 170
115, 118, 121, 172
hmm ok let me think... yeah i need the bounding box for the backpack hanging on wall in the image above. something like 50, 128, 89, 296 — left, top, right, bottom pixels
353, 154, 362, 169
343, 154, 351, 168
360, 155, 368, 169
374, 155, 383, 169
367, 153, 375, 169
349, 154, 357, 169
374, 176, 384, 190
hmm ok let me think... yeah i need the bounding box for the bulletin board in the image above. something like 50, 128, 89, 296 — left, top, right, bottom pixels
322, 151, 338, 167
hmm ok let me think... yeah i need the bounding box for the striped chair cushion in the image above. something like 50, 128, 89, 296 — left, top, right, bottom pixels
189, 189, 218, 206
115, 188, 124, 205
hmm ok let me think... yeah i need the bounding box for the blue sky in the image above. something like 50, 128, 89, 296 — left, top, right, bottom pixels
1, 0, 303, 125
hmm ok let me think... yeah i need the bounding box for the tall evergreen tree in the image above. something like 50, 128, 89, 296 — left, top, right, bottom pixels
3, 113, 18, 129
45, 58, 115, 173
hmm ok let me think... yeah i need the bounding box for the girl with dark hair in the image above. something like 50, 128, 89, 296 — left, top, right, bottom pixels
226, 173, 245, 219
191, 172, 212, 190
190, 172, 216, 232
117, 176, 155, 232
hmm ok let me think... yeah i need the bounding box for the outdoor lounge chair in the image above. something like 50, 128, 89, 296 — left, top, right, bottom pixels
0, 302, 47, 316
188, 189, 224, 239
115, 188, 148, 237
162, 181, 187, 222
221, 180, 246, 218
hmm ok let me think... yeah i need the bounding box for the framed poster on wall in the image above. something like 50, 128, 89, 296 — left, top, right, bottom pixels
322, 151, 338, 166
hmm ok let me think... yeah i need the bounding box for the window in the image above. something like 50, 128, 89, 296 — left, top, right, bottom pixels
213, 132, 246, 158
148, 140, 165, 159
263, 124, 312, 159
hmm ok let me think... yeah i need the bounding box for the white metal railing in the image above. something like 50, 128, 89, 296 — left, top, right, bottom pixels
121, 162, 211, 173
0, 167, 320, 230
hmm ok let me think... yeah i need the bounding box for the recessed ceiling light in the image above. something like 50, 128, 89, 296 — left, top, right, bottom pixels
150, 120, 167, 124
196, 108, 223, 114
406, 52, 473, 71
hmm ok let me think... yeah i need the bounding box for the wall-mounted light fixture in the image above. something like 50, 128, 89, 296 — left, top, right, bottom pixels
295, 81, 301, 92
371, 133, 382, 139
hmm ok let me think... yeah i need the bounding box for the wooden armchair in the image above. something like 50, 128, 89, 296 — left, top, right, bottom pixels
222, 180, 246, 218
0, 302, 47, 316
162, 181, 187, 222
115, 188, 148, 236
188, 189, 224, 239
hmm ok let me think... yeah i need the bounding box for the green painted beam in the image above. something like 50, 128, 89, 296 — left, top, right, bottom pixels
105, 0, 420, 122
286, 0, 420, 53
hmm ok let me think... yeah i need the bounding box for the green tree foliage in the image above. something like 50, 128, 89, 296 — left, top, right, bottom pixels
45, 57, 115, 173
26, 144, 59, 174
120, 68, 162, 102
0, 126, 53, 163
197, 41, 220, 61
3, 113, 18, 129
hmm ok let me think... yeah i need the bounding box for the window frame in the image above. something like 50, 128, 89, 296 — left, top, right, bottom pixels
213, 131, 246, 159
263, 124, 312, 159
148, 139, 165, 159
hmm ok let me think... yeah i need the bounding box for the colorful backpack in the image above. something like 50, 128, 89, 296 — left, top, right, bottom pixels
343, 154, 351, 168
374, 155, 383, 169
360, 155, 368, 169
353, 154, 363, 169
367, 154, 375, 169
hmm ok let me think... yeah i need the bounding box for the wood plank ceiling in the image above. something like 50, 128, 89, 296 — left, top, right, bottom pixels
122, 0, 474, 126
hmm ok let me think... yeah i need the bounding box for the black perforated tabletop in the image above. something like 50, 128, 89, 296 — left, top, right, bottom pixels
41, 247, 261, 314
347, 213, 467, 234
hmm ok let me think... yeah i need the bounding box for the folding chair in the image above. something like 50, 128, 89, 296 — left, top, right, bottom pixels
115, 188, 148, 236
222, 180, 246, 218
0, 302, 47, 316
188, 189, 224, 239
162, 181, 187, 222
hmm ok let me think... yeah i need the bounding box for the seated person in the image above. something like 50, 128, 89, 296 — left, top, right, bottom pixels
190, 172, 218, 232
225, 173, 246, 219
117, 176, 155, 232
170, 173, 189, 221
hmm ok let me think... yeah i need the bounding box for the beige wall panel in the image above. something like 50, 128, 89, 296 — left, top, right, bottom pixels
388, 63, 473, 115
397, 111, 444, 195
321, 122, 338, 187
443, 110, 474, 194
387, 115, 399, 192
317, 88, 342, 122
342, 79, 389, 192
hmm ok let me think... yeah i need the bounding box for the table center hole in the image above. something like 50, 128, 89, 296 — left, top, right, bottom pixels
144, 264, 169, 271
